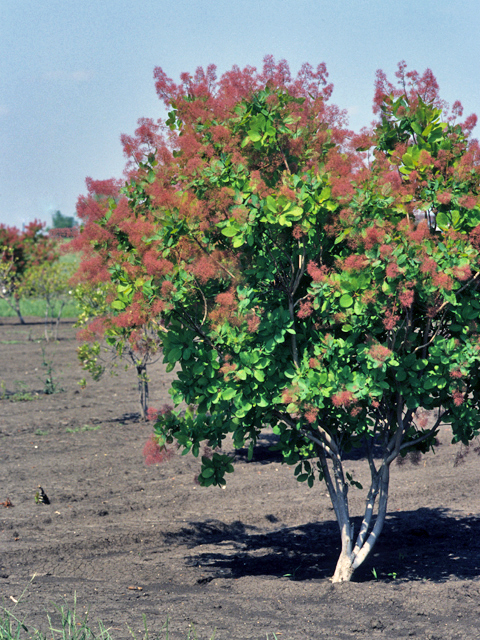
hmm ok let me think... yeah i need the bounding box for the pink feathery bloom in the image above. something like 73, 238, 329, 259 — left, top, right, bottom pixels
364, 226, 385, 250
383, 307, 400, 331
142, 435, 175, 466
191, 255, 218, 283
437, 191, 452, 205
452, 390, 464, 407
386, 261, 400, 279
449, 368, 464, 379
452, 264, 472, 281
342, 254, 369, 272
307, 261, 328, 283
161, 280, 176, 296
282, 387, 298, 404
292, 225, 305, 239
297, 298, 314, 318
146, 407, 159, 422
222, 363, 237, 378
379, 243, 394, 258
246, 313, 261, 333
399, 289, 415, 308
420, 257, 437, 276
418, 149, 434, 167
432, 272, 453, 290
361, 289, 377, 305
304, 408, 319, 424
331, 390, 355, 408
368, 343, 392, 364
408, 221, 430, 243
458, 195, 477, 210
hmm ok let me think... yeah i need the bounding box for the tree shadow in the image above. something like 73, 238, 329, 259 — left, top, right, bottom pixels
233, 432, 385, 464
164, 508, 480, 583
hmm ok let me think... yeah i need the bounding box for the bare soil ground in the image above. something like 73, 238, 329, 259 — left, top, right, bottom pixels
1, 318, 480, 639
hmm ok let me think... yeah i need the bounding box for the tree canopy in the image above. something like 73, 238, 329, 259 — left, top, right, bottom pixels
74, 57, 480, 582
0, 221, 57, 323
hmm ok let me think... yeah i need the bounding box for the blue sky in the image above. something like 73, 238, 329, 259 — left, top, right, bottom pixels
1, 0, 479, 229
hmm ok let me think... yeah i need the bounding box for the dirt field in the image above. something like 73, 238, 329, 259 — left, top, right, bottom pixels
1, 317, 480, 639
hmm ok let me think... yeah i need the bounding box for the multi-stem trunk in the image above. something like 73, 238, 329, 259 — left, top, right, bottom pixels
314, 424, 395, 583
317, 398, 439, 582
329, 462, 391, 583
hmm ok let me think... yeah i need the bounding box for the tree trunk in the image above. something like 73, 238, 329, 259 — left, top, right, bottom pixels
137, 365, 149, 420
12, 297, 25, 324
53, 300, 66, 340
332, 550, 355, 583
44, 303, 50, 341
328, 462, 391, 583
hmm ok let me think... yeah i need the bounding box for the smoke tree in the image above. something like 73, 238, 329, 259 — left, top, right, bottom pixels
71, 180, 162, 420
77, 57, 480, 582
0, 221, 57, 324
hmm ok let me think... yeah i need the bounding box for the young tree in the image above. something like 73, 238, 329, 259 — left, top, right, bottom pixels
18, 260, 75, 340
71, 180, 163, 420
52, 210, 76, 229
0, 221, 57, 323
76, 57, 480, 582
75, 283, 163, 420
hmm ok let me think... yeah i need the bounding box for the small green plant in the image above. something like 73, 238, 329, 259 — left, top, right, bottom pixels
66, 425, 101, 434
283, 562, 303, 579
5, 380, 37, 402
0, 597, 223, 640
40, 347, 62, 395
34, 429, 49, 436
14, 380, 28, 392
387, 571, 398, 580
81, 424, 101, 432
371, 567, 378, 580
9, 392, 36, 402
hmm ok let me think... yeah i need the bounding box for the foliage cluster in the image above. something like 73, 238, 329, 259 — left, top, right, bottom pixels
51, 209, 77, 229
18, 260, 76, 340
0, 221, 57, 324
73, 57, 480, 581
73, 280, 163, 420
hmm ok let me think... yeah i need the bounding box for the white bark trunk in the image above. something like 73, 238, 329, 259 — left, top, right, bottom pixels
330, 463, 391, 582
332, 549, 355, 583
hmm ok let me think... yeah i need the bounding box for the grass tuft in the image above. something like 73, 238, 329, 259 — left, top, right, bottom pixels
1, 585, 282, 640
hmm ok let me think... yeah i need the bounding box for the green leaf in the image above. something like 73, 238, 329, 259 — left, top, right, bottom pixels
339, 294, 353, 308
222, 224, 240, 237
287, 206, 303, 218
436, 211, 450, 230
221, 387, 237, 401
402, 152, 414, 168
248, 130, 262, 142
